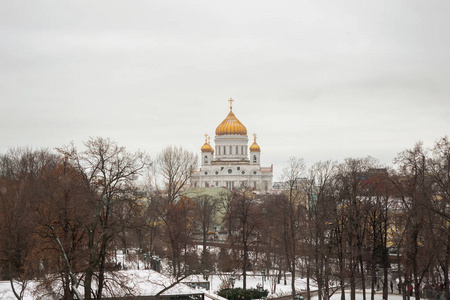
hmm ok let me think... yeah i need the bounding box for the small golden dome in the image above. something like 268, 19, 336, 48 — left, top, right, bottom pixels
201, 135, 214, 152
215, 98, 247, 136
201, 142, 213, 152
249, 133, 261, 152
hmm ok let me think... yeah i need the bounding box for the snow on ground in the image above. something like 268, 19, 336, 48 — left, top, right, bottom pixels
312, 293, 413, 300
0, 277, 418, 300
0, 256, 412, 300
204, 272, 315, 297
0, 281, 35, 300
115, 269, 199, 296
0, 270, 197, 299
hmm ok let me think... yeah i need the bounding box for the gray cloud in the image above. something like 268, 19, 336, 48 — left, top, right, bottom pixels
1, 0, 449, 180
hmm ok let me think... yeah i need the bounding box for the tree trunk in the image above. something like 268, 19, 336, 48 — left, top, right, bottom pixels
371, 263, 375, 300
316, 249, 322, 300
339, 240, 346, 300
63, 271, 71, 300
85, 268, 93, 300
324, 254, 330, 300
290, 229, 296, 300
306, 261, 311, 300
97, 240, 108, 300
350, 255, 356, 300
202, 224, 207, 257
383, 265, 389, 300
444, 236, 450, 300
243, 242, 248, 290
291, 263, 296, 300
359, 254, 366, 300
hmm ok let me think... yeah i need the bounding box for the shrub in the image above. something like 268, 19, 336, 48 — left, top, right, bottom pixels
218, 288, 268, 300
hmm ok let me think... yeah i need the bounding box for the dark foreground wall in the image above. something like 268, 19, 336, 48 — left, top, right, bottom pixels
104, 293, 205, 300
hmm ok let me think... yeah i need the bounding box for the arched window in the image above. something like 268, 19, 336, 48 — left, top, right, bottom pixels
253, 155, 257, 163
223, 146, 226, 155
204, 155, 208, 163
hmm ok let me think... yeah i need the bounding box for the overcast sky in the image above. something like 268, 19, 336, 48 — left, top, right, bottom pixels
1, 1, 449, 180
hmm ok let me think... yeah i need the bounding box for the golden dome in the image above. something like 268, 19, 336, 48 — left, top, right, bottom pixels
201, 135, 214, 152
215, 98, 247, 136
201, 142, 213, 152
249, 133, 261, 152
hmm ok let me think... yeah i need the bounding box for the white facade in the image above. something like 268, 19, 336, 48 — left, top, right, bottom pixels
191, 100, 273, 191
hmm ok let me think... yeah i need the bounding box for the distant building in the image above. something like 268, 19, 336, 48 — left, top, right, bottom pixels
191, 99, 273, 191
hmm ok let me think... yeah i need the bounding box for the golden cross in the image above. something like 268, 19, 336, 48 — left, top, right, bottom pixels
204, 133, 208, 142
253, 133, 257, 141
207, 135, 211, 144
228, 98, 234, 110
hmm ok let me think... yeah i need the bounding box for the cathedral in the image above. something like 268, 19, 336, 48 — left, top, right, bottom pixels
191, 99, 273, 191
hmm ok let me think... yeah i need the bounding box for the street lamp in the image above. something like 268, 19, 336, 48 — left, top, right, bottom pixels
230, 274, 236, 300
376, 267, 380, 291
261, 270, 265, 291
155, 256, 161, 272
257, 283, 263, 299
230, 274, 236, 288
203, 270, 210, 292
204, 269, 210, 280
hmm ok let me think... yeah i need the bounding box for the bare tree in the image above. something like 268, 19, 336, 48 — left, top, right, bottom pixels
0, 148, 58, 299
193, 194, 219, 268
259, 194, 287, 290
58, 137, 149, 299
393, 142, 436, 300
159, 195, 197, 277
155, 145, 197, 203
334, 157, 379, 300
33, 156, 91, 300
228, 188, 262, 289
276, 157, 307, 300
303, 160, 337, 300
428, 137, 450, 300
152, 145, 197, 277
